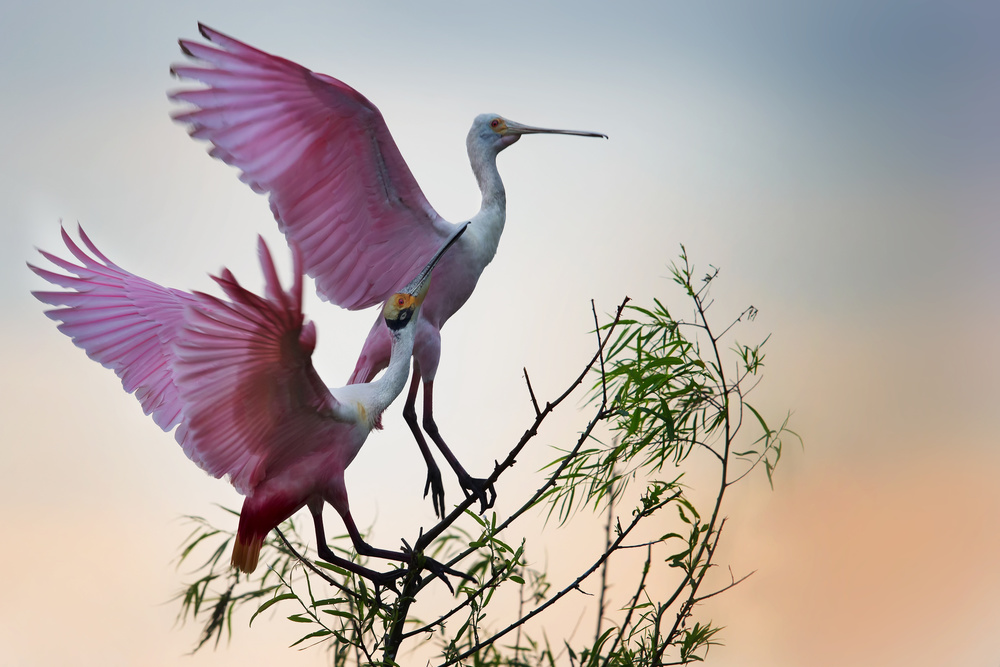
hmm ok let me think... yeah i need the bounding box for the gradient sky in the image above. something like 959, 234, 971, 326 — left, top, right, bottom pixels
2, 1, 998, 666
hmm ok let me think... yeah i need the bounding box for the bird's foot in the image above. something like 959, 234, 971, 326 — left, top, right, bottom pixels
422, 461, 447, 518
400, 540, 475, 595
459, 474, 497, 515
363, 566, 408, 596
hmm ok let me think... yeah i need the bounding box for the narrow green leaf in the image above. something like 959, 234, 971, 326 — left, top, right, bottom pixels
313, 561, 350, 576
289, 629, 332, 647
250, 593, 298, 627
312, 597, 348, 608
745, 402, 771, 435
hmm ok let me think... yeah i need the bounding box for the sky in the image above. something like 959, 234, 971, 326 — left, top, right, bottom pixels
2, 1, 999, 665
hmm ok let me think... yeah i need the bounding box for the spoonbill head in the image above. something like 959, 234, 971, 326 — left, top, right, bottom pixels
469, 113, 608, 151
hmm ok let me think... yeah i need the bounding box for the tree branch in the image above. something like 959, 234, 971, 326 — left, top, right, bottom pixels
438, 493, 677, 667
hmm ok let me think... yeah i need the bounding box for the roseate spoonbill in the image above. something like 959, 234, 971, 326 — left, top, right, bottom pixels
30, 222, 468, 585
169, 24, 606, 517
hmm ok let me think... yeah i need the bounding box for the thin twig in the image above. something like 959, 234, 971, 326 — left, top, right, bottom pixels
692, 568, 755, 604
593, 299, 609, 408
272, 528, 375, 608
595, 459, 617, 643
599, 544, 652, 667
523, 367, 541, 417
716, 304, 757, 340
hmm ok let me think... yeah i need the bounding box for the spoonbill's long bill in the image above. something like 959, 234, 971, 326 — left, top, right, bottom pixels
169, 24, 607, 517
30, 223, 468, 586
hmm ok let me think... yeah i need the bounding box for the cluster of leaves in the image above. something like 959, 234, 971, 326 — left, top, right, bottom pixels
172, 249, 798, 665
176, 512, 383, 662
541, 248, 798, 664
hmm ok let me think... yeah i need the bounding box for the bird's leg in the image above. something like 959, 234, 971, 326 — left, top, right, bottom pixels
421, 381, 497, 514
331, 500, 472, 592
308, 501, 405, 592
402, 364, 447, 517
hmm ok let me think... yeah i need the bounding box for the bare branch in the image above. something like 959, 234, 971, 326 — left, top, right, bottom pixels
600, 544, 652, 667
593, 299, 609, 408
693, 568, 756, 604
524, 367, 541, 417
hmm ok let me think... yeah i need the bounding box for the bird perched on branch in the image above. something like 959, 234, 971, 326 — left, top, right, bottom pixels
169, 24, 606, 517
30, 223, 468, 586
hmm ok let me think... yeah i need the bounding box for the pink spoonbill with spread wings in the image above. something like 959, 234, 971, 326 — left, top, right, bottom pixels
30, 222, 468, 586
169, 24, 607, 517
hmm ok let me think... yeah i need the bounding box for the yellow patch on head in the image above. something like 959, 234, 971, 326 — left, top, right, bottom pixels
489, 117, 507, 134
383, 291, 422, 319
383, 287, 428, 332
395, 294, 417, 310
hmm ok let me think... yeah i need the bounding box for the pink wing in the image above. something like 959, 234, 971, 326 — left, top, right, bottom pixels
170, 24, 458, 310
30, 225, 195, 432
32, 227, 343, 495
172, 238, 344, 494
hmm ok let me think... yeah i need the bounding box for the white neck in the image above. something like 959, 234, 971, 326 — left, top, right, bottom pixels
364, 325, 415, 420
468, 147, 507, 266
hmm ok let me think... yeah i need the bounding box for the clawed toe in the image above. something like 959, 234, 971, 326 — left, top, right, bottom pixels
423, 465, 446, 518
413, 554, 475, 594
365, 566, 407, 595
461, 476, 497, 514
399, 540, 475, 594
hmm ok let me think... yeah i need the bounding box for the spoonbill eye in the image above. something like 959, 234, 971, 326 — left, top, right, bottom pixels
490, 119, 500, 128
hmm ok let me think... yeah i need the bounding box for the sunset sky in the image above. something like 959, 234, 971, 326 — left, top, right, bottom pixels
2, 2, 998, 665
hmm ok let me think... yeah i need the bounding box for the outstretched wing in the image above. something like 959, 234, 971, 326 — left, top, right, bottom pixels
170, 24, 458, 310
30, 225, 195, 432
173, 237, 347, 494
31, 228, 347, 495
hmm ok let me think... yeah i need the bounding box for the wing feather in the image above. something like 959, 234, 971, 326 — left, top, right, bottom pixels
173, 238, 345, 494
170, 24, 458, 309
31, 228, 346, 495
29, 226, 196, 431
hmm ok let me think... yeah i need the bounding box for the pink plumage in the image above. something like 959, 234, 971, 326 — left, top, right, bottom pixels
33, 228, 380, 574
31, 224, 468, 582
170, 24, 606, 517
30, 226, 195, 433
171, 24, 454, 311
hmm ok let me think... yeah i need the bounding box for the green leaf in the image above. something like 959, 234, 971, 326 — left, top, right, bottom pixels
311, 597, 348, 608
313, 561, 350, 576
249, 593, 298, 627
745, 402, 771, 435
289, 629, 332, 648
